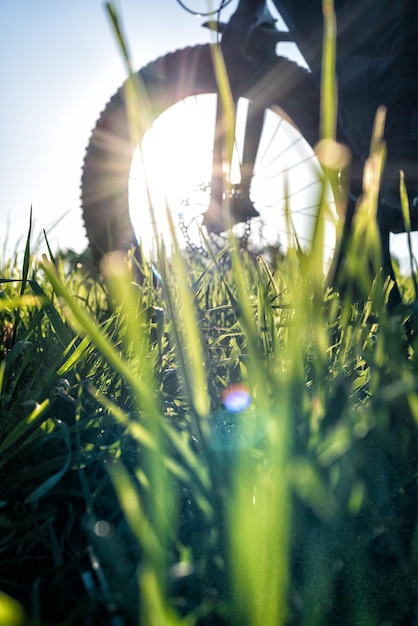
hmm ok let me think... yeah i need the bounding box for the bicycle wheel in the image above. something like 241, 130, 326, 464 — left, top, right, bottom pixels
81, 44, 335, 265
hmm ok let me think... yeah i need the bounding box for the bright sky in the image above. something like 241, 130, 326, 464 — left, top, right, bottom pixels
1, 0, 231, 257
1, 0, 415, 268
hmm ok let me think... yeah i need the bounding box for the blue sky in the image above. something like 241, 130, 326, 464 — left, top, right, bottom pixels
1, 0, 415, 267
1, 0, 230, 256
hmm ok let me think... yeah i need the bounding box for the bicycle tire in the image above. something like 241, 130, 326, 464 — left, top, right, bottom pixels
81, 44, 323, 264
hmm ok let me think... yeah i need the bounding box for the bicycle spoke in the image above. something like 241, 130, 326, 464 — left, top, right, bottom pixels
127, 93, 335, 258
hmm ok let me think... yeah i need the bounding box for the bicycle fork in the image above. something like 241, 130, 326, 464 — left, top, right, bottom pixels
201, 0, 290, 234
203, 93, 264, 233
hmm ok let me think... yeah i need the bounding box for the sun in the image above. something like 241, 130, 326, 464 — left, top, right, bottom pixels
128, 94, 336, 261
129, 95, 217, 257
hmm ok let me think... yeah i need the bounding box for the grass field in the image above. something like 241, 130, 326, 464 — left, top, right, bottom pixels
2, 187, 418, 626
2, 3, 418, 625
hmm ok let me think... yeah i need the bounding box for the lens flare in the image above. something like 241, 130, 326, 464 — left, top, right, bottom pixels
222, 383, 251, 412
94, 520, 114, 538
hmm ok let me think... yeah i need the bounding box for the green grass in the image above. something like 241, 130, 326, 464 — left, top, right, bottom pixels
2, 2, 418, 625
2, 196, 418, 625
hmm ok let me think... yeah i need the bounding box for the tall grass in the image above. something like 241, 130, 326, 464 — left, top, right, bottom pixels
1, 1, 418, 625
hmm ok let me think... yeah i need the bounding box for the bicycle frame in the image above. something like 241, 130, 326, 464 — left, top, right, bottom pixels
203, 0, 417, 306
81, 0, 416, 308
